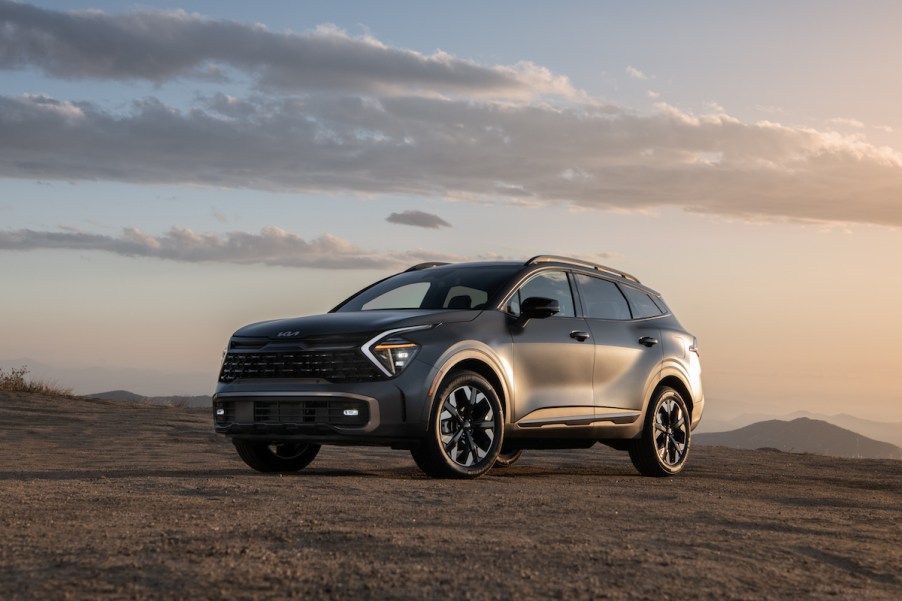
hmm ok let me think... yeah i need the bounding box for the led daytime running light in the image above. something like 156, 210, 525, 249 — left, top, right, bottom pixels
371, 342, 418, 376
362, 325, 432, 377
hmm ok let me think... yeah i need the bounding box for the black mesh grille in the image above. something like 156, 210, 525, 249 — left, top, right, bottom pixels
218, 349, 382, 383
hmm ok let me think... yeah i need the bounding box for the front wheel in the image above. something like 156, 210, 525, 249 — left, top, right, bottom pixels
411, 370, 504, 479
628, 387, 691, 477
233, 440, 321, 473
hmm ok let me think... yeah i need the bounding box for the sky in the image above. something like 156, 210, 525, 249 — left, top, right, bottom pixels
2, 1, 902, 422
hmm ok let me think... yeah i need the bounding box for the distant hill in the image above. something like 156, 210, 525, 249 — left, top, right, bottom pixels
698, 410, 902, 448
86, 390, 211, 408
695, 418, 902, 460
0, 357, 212, 397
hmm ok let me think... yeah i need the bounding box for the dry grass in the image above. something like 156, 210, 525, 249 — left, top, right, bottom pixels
0, 365, 72, 396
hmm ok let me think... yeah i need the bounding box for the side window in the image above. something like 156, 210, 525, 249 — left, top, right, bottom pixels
619, 285, 664, 319
362, 282, 429, 310
575, 274, 630, 320
509, 271, 576, 318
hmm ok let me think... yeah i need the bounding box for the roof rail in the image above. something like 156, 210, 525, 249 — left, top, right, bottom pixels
525, 255, 640, 283
404, 262, 450, 272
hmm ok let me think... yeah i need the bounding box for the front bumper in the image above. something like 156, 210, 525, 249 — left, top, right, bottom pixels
213, 360, 434, 444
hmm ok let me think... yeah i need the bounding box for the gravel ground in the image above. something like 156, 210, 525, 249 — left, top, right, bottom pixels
1, 391, 900, 600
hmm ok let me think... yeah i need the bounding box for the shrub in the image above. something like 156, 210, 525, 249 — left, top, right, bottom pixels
0, 366, 73, 395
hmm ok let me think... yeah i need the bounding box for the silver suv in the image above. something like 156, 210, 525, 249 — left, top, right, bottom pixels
214, 256, 704, 478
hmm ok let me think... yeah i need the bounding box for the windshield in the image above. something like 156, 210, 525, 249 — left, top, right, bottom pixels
335, 265, 521, 312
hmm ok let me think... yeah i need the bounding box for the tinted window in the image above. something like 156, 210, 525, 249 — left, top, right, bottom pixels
337, 265, 520, 312
619, 285, 664, 319
508, 271, 575, 318
576, 274, 630, 320
650, 294, 670, 314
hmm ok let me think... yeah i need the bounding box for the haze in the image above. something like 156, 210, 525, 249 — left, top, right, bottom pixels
2, 1, 901, 423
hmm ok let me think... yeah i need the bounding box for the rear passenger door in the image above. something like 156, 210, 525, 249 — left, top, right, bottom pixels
574, 274, 663, 412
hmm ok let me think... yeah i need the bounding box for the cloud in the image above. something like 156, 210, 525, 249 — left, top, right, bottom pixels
829, 117, 865, 128
3, 92, 902, 227
386, 210, 451, 229
1, 3, 902, 228
625, 66, 648, 80
0, 2, 578, 100
0, 226, 463, 269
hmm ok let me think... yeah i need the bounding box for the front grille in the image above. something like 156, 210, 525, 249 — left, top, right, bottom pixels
214, 398, 370, 428
218, 349, 382, 383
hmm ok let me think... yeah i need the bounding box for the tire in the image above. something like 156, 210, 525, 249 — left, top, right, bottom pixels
233, 440, 321, 473
628, 386, 691, 477
493, 447, 524, 468
410, 370, 504, 479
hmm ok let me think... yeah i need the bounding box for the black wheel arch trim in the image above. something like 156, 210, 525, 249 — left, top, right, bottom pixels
423, 344, 512, 425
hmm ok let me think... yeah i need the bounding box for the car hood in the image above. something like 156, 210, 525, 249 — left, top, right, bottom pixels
232, 309, 478, 341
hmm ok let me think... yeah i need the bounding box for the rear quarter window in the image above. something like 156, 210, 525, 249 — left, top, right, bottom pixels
619, 285, 665, 319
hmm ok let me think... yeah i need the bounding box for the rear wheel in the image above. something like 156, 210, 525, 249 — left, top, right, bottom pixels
628, 387, 690, 477
493, 447, 523, 468
410, 370, 503, 479
233, 440, 321, 473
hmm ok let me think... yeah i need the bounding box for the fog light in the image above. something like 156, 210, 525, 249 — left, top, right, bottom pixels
343, 409, 359, 417
215, 408, 225, 416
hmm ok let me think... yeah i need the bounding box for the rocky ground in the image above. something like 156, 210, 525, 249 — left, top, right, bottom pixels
1, 391, 900, 600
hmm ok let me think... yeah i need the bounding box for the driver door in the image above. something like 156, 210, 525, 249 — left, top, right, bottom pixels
507, 270, 595, 423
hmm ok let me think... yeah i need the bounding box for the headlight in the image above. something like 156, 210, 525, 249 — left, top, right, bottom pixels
363, 325, 433, 377
371, 340, 419, 376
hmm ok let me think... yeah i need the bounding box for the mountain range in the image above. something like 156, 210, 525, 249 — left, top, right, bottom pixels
694, 417, 902, 460
697, 409, 902, 448
87, 390, 211, 408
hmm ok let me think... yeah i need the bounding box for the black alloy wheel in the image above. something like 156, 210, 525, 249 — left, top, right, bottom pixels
411, 370, 503, 479
493, 447, 524, 468
628, 386, 690, 477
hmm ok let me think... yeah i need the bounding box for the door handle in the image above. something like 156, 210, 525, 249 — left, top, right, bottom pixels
638, 336, 658, 347
570, 330, 591, 342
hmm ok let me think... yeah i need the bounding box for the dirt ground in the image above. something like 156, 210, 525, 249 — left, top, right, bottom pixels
1, 391, 900, 600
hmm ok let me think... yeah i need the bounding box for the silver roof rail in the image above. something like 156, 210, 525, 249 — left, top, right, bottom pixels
525, 255, 640, 283
404, 262, 450, 272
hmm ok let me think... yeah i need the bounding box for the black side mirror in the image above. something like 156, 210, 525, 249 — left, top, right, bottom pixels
516, 296, 560, 327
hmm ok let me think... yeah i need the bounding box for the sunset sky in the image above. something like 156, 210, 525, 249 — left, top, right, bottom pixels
2, 1, 901, 422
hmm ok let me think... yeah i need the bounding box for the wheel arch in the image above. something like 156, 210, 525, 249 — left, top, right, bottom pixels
447, 358, 508, 415
423, 347, 511, 423
655, 374, 694, 419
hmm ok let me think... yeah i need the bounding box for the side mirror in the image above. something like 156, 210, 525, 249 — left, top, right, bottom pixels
517, 296, 560, 327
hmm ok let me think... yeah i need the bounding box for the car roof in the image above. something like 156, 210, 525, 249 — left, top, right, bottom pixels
403, 256, 672, 297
